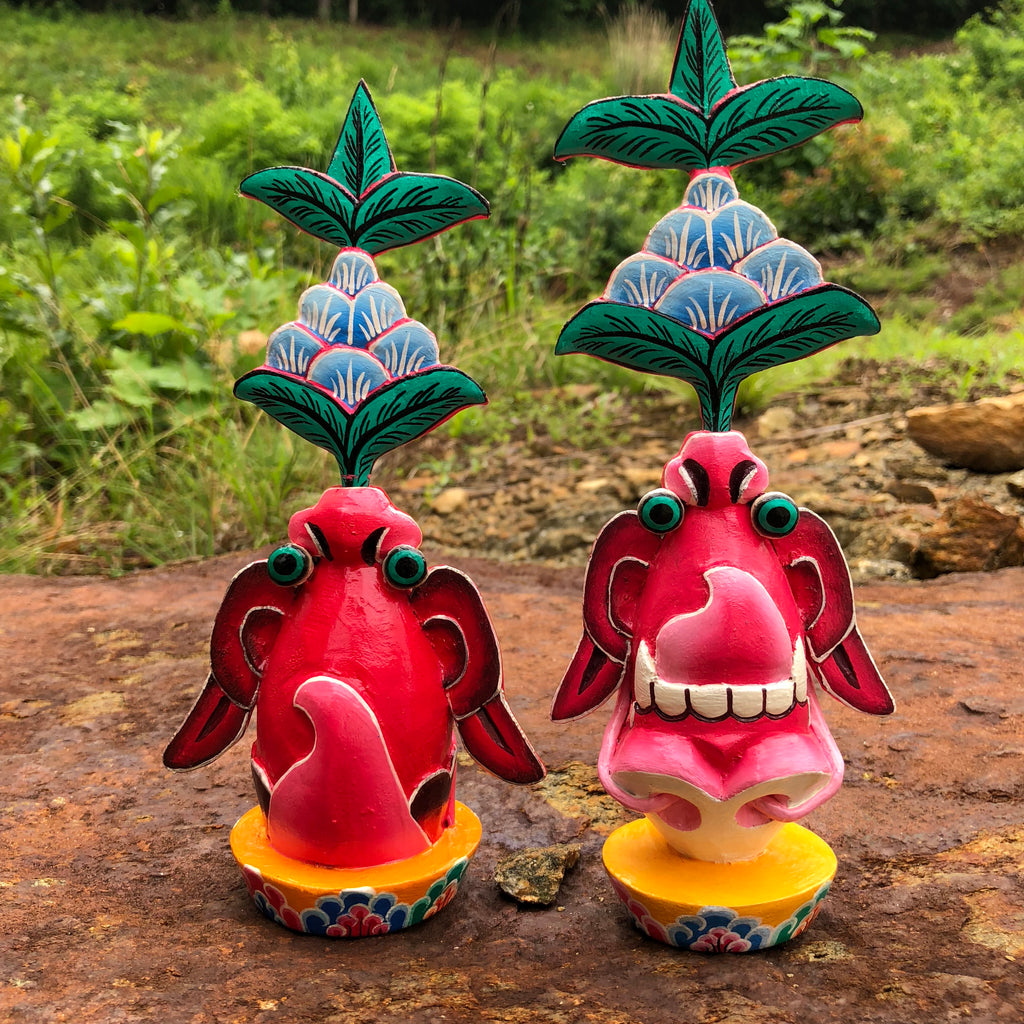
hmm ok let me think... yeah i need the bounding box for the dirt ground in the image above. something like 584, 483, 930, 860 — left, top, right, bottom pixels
2, 541, 1024, 1021
375, 358, 1024, 581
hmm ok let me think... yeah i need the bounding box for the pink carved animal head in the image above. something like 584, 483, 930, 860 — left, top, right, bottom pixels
553, 430, 892, 862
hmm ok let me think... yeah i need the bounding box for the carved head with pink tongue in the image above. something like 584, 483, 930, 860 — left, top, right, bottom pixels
550, 0, 896, 871
555, 430, 892, 862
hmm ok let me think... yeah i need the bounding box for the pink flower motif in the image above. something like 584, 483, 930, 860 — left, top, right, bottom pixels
242, 865, 303, 931
423, 881, 459, 920
325, 904, 390, 938
262, 882, 303, 931
691, 927, 753, 953
241, 865, 265, 898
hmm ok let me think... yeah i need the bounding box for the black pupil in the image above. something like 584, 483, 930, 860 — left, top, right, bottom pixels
274, 552, 298, 577
395, 555, 418, 579
649, 501, 674, 525
766, 505, 791, 530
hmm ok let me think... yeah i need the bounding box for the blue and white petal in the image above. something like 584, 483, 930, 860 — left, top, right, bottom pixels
709, 202, 777, 268
645, 209, 712, 269
605, 253, 686, 307
350, 282, 406, 347
733, 239, 823, 300
684, 172, 740, 212
307, 347, 389, 407
265, 323, 325, 375
368, 320, 440, 376
657, 270, 767, 334
298, 284, 354, 345
328, 249, 379, 295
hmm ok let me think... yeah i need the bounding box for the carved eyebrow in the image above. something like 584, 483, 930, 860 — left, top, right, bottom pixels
680, 459, 710, 507
729, 460, 759, 504
305, 521, 333, 561
360, 526, 387, 567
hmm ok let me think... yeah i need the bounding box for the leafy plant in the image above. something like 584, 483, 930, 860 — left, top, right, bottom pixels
728, 1, 876, 84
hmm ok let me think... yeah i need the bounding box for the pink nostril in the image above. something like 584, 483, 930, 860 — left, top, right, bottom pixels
735, 800, 777, 828
650, 794, 701, 832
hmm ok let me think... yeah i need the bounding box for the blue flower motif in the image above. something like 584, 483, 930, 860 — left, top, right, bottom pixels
667, 907, 775, 952
241, 858, 471, 937
301, 889, 410, 938
603, 170, 824, 336
262, 248, 440, 409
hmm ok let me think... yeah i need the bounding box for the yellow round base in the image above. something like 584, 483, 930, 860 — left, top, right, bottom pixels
603, 818, 836, 952
230, 802, 482, 937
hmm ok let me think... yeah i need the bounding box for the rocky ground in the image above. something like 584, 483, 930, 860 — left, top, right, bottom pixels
378, 358, 1024, 583
4, 359, 1024, 1022
3, 550, 1024, 1021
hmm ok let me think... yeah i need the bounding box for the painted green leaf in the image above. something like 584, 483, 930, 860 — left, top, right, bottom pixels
706, 77, 863, 167
327, 80, 395, 197
239, 167, 356, 247
234, 367, 485, 485
352, 173, 489, 255
670, 0, 735, 116
710, 286, 880, 386
347, 368, 485, 484
234, 370, 352, 477
553, 96, 708, 170
556, 302, 717, 425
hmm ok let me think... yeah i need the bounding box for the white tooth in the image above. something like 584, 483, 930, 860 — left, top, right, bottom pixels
633, 641, 655, 710
792, 642, 808, 703
688, 683, 729, 720
765, 679, 795, 716
653, 678, 690, 718
729, 686, 765, 720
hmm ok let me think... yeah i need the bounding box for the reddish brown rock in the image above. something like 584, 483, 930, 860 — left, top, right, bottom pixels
912, 495, 1024, 577
906, 394, 1024, 472
3, 557, 1024, 1020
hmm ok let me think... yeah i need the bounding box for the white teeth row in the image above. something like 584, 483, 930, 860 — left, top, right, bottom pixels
633, 640, 807, 722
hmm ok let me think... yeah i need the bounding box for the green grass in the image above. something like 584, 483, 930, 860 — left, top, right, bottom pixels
3, 4, 1023, 575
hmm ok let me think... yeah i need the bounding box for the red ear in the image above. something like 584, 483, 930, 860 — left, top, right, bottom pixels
210, 562, 292, 706
551, 634, 624, 721
580, 512, 660, 663
411, 566, 544, 784
164, 561, 295, 771
552, 511, 657, 721
163, 673, 252, 770
774, 510, 895, 717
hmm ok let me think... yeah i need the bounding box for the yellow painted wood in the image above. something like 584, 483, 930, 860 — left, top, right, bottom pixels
603, 817, 836, 929
231, 801, 481, 916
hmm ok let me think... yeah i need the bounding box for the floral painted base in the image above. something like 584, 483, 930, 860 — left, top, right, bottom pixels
603, 818, 836, 952
230, 801, 482, 937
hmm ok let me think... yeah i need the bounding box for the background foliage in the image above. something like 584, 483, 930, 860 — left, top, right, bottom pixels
1, 0, 1022, 572
7, 0, 994, 36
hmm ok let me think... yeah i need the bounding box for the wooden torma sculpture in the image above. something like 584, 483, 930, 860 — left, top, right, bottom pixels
551, 0, 894, 951
165, 83, 544, 937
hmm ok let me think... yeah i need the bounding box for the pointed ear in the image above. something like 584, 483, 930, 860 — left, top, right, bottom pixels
551, 634, 624, 721
163, 674, 253, 771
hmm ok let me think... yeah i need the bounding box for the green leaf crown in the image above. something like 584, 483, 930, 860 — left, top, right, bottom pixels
234, 82, 488, 485
553, 0, 880, 432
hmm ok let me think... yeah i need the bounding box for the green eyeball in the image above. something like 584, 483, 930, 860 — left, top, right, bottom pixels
267, 544, 314, 586
751, 492, 800, 538
383, 545, 428, 588
638, 489, 684, 534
